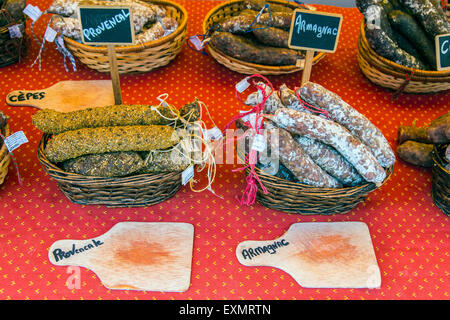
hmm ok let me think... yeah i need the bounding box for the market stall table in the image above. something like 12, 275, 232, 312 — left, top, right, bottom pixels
0, 0, 448, 300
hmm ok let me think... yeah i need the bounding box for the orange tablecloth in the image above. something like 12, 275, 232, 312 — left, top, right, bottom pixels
0, 0, 449, 300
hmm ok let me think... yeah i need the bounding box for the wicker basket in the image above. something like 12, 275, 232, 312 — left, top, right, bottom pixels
431, 144, 449, 216
202, 0, 326, 75
244, 163, 393, 215
63, 0, 187, 74
38, 133, 183, 207
0, 10, 28, 68
0, 123, 11, 186
357, 21, 450, 94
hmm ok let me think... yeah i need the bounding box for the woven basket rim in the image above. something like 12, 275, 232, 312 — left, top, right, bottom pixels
249, 162, 394, 192
37, 133, 183, 187
62, 0, 188, 53
0, 123, 11, 159
202, 0, 326, 72
432, 143, 450, 174
359, 20, 450, 79
237, 149, 394, 193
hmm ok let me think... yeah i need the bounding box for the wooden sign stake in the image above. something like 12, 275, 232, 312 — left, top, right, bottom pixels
287, 9, 343, 86
301, 50, 315, 86
107, 45, 122, 105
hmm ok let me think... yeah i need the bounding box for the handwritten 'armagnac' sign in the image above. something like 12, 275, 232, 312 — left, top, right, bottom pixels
288, 9, 343, 53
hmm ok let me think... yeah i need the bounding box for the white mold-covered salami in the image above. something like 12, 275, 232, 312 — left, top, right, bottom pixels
48, 0, 80, 16
243, 82, 284, 114
49, 0, 165, 34
270, 108, 387, 185
265, 123, 342, 188
52, 17, 82, 40
279, 84, 316, 115
136, 17, 177, 44
294, 135, 365, 187
298, 82, 395, 168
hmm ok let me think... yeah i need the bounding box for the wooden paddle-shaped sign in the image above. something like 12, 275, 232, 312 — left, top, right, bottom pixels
236, 222, 381, 288
6, 80, 115, 112
48, 222, 194, 292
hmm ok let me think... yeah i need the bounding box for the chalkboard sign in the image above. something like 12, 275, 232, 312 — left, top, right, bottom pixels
78, 6, 135, 45
288, 9, 343, 53
436, 33, 450, 71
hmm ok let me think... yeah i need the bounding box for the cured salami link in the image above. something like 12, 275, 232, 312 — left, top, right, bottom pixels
52, 17, 82, 40
219, 11, 293, 34
279, 84, 318, 115
269, 108, 387, 185
397, 140, 433, 167
136, 17, 177, 44
244, 0, 293, 14
265, 123, 342, 188
45, 125, 179, 163
209, 31, 303, 66
244, 82, 284, 114
219, 15, 255, 34
400, 0, 450, 39
48, 0, 79, 17
294, 135, 365, 187
298, 82, 395, 168
252, 25, 289, 48
365, 27, 427, 70
427, 112, 450, 144
49, 0, 165, 34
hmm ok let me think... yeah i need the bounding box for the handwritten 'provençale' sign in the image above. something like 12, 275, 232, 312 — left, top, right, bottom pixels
48, 222, 194, 291
78, 5, 135, 45
288, 9, 343, 53
436, 33, 450, 71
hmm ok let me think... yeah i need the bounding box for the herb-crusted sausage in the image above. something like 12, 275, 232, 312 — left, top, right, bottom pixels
45, 125, 179, 163
32, 102, 200, 135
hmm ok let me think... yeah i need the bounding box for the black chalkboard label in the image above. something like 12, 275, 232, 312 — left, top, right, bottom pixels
78, 6, 135, 45
436, 33, 450, 71
288, 9, 343, 53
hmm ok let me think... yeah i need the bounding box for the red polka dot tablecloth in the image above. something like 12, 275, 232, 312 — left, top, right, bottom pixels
0, 0, 449, 300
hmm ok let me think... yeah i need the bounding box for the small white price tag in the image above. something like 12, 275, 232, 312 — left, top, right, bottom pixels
181, 138, 193, 153
206, 126, 223, 141
181, 165, 194, 185
8, 24, 22, 39
189, 36, 203, 51
365, 5, 381, 30
236, 77, 250, 93
251, 134, 266, 152
240, 110, 252, 122
44, 26, 57, 42
4, 131, 28, 153
23, 4, 42, 21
